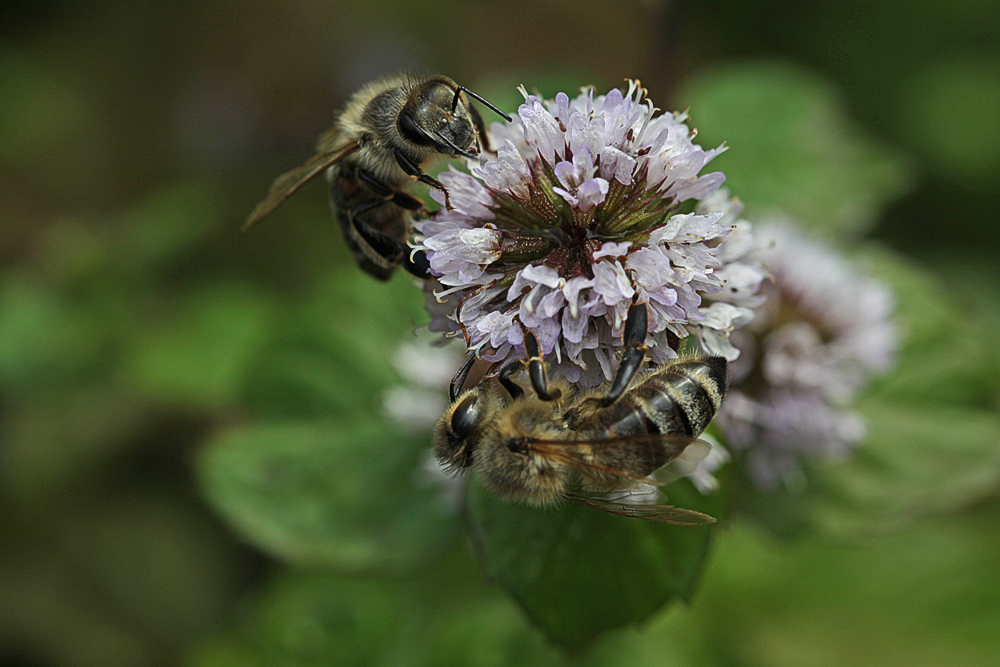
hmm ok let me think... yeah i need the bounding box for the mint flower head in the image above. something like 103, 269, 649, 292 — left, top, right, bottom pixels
415, 83, 764, 387
717, 222, 899, 490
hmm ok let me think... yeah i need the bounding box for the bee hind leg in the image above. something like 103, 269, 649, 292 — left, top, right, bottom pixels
346, 209, 431, 280
345, 201, 406, 266
598, 302, 649, 407
401, 248, 431, 280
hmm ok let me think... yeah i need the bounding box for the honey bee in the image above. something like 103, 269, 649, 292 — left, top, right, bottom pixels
243, 72, 511, 280
434, 303, 729, 524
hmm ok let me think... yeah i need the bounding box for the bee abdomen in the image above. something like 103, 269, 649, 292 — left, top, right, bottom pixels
608, 357, 726, 438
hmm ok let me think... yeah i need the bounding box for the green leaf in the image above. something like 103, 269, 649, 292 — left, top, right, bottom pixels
680, 61, 913, 239
857, 246, 999, 406
466, 475, 728, 649
121, 282, 275, 408
0, 276, 106, 389
113, 181, 225, 275
191, 574, 411, 667
198, 420, 457, 572
244, 268, 426, 419
189, 557, 564, 667
818, 398, 1000, 533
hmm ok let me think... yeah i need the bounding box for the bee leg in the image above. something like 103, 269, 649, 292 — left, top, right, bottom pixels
393, 149, 453, 211
357, 170, 427, 213
449, 353, 479, 402
599, 302, 649, 407
391, 190, 424, 212
498, 361, 526, 400
523, 330, 562, 401
348, 210, 429, 280
401, 249, 431, 280
346, 200, 407, 264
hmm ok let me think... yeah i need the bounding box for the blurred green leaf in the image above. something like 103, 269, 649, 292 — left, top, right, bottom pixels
47, 490, 245, 644
199, 420, 456, 572
0, 49, 86, 152
245, 268, 425, 419
113, 181, 226, 275
0, 276, 106, 388
0, 384, 145, 505
858, 246, 1000, 406
694, 507, 1000, 667
190, 574, 410, 667
680, 61, 913, 239
466, 475, 728, 649
820, 399, 1000, 533
0, 489, 245, 667
121, 282, 275, 408
190, 567, 564, 667
418, 596, 562, 667
893, 55, 1000, 186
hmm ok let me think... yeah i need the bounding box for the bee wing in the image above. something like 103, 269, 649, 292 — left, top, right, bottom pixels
652, 438, 713, 487
526, 433, 700, 486
566, 493, 716, 525
242, 141, 360, 231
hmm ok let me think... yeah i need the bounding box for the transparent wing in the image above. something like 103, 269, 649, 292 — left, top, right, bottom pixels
242, 140, 359, 231
526, 433, 699, 486
566, 493, 716, 525
652, 438, 713, 487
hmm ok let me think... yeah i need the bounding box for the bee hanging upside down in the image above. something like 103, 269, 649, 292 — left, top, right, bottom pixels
243, 72, 511, 280
435, 303, 729, 524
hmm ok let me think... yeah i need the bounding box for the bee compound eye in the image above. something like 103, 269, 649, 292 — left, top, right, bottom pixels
449, 394, 479, 437
398, 112, 435, 147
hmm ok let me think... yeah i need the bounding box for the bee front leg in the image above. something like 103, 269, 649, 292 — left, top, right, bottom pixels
523, 329, 562, 401
393, 149, 453, 211
598, 302, 649, 407
450, 353, 479, 401
498, 360, 526, 400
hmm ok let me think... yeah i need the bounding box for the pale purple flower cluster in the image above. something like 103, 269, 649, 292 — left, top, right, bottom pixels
415, 84, 764, 387
717, 222, 898, 490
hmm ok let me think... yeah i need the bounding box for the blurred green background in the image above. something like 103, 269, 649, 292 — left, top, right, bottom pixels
2, 1, 999, 665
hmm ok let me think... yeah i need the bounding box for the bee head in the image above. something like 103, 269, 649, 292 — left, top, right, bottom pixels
398, 79, 481, 159
433, 387, 488, 470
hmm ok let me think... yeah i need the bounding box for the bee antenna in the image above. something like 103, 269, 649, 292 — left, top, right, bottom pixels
457, 86, 513, 122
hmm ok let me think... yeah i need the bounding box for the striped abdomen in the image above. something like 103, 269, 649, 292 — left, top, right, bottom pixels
597, 356, 728, 440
